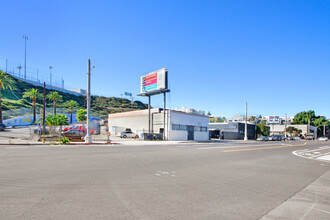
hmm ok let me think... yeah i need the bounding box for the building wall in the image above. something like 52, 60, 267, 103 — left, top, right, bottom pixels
194, 131, 209, 141
169, 111, 209, 141
270, 124, 317, 138
108, 109, 209, 141
168, 130, 187, 141
209, 122, 256, 140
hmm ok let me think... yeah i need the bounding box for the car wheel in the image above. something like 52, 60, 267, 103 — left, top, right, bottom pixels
123, 135, 127, 138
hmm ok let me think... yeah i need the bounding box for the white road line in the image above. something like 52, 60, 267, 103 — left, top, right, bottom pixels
317, 155, 330, 162
292, 146, 330, 163
197, 143, 292, 150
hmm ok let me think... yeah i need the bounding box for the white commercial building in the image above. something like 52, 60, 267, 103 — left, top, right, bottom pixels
108, 108, 209, 141
270, 124, 317, 138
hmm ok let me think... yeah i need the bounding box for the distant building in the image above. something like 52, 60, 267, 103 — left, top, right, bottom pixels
174, 107, 204, 115
209, 122, 256, 140
71, 89, 87, 96
226, 115, 258, 124
269, 124, 317, 138
262, 116, 294, 125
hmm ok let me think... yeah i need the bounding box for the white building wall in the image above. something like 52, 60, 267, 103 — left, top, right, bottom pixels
169, 111, 209, 141
270, 124, 317, 138
194, 131, 209, 141
108, 109, 209, 141
168, 130, 187, 141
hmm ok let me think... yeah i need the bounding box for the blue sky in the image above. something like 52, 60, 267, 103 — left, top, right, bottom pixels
0, 0, 329, 118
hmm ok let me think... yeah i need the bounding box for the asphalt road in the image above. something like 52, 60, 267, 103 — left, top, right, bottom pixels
0, 141, 329, 219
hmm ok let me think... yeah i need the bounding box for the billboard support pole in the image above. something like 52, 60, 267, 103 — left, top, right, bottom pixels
148, 95, 151, 133
163, 92, 166, 140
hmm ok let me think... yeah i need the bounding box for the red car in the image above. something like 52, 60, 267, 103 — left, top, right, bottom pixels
63, 126, 94, 134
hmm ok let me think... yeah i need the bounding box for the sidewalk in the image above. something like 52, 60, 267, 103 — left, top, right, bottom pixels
261, 170, 330, 220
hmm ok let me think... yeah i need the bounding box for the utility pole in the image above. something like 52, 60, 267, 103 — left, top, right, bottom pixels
42, 82, 46, 133
85, 59, 94, 143
23, 35, 28, 79
5, 59, 8, 73
284, 113, 287, 140
244, 102, 248, 141
308, 118, 310, 136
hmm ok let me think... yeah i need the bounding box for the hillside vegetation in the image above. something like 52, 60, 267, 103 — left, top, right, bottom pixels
2, 76, 148, 119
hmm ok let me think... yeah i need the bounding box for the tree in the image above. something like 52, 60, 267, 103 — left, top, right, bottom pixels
45, 114, 68, 126
47, 91, 62, 115
256, 121, 270, 136
292, 110, 316, 125
292, 110, 329, 136
209, 116, 226, 123
286, 126, 296, 136
286, 126, 303, 137
77, 109, 87, 123
65, 100, 78, 123
313, 117, 329, 136
0, 71, 16, 123
249, 116, 256, 122
23, 88, 42, 123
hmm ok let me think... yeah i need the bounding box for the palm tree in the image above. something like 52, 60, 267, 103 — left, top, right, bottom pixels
0, 71, 16, 123
23, 88, 42, 123
65, 100, 78, 123
46, 91, 62, 115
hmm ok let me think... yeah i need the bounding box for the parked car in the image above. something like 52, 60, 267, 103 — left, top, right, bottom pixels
305, 136, 314, 140
63, 126, 94, 135
34, 127, 49, 134
120, 131, 138, 138
62, 129, 85, 136
278, 135, 285, 141
293, 136, 301, 140
318, 137, 328, 141
269, 135, 280, 141
286, 136, 295, 140
257, 136, 269, 141
0, 123, 6, 131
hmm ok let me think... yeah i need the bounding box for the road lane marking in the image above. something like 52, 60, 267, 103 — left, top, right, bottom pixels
223, 142, 307, 152
317, 155, 330, 162
196, 143, 295, 150
292, 146, 330, 163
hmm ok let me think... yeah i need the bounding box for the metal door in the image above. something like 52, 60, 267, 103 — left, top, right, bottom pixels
187, 126, 194, 141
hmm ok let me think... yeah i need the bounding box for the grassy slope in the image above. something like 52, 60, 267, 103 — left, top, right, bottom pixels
2, 77, 148, 120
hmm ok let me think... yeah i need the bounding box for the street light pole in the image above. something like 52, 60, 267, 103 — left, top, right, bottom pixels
17, 65, 22, 77
22, 35, 28, 79
49, 66, 54, 86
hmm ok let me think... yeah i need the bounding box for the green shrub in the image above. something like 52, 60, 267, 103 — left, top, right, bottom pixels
58, 137, 70, 145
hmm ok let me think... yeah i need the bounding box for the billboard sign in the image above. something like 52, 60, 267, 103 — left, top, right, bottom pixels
140, 68, 167, 94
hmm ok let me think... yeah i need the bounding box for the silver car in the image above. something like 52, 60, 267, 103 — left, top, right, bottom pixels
120, 131, 138, 138
318, 137, 328, 141
257, 136, 269, 141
